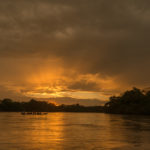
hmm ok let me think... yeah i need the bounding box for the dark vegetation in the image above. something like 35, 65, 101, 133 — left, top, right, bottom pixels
104, 87, 150, 115
1, 87, 150, 114
0, 99, 104, 112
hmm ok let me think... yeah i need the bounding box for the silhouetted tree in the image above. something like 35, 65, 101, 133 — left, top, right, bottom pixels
0, 99, 103, 112
104, 87, 150, 115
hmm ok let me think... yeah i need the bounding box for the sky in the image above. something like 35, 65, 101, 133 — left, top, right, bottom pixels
0, 0, 150, 105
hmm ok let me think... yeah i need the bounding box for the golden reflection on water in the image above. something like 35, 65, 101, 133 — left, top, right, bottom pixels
24, 113, 65, 149
0, 113, 150, 150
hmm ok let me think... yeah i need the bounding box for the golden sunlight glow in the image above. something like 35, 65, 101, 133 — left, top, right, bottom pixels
16, 63, 120, 100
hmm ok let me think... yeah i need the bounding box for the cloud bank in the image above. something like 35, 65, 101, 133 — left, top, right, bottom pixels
0, 0, 150, 102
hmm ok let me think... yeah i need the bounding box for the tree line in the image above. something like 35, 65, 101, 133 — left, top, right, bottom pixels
104, 87, 150, 115
1, 87, 150, 114
0, 99, 104, 112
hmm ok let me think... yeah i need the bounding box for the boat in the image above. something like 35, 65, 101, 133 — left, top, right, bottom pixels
21, 112, 48, 115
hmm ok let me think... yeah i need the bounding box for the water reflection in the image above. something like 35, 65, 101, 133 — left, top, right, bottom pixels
0, 112, 150, 150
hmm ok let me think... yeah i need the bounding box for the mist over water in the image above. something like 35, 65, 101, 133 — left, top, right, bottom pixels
0, 112, 150, 150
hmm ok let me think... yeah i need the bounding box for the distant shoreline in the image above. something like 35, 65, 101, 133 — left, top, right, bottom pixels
0, 99, 104, 113
1, 87, 150, 115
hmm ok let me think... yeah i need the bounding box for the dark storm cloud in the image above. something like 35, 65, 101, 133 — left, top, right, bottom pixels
0, 0, 150, 97
67, 79, 101, 92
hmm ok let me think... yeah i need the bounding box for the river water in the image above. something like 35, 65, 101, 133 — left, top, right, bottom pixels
0, 112, 150, 150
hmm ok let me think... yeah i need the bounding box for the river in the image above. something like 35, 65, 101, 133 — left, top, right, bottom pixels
0, 112, 150, 150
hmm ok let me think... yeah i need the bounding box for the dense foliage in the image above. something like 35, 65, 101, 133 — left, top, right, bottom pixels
104, 87, 150, 115
0, 99, 103, 112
